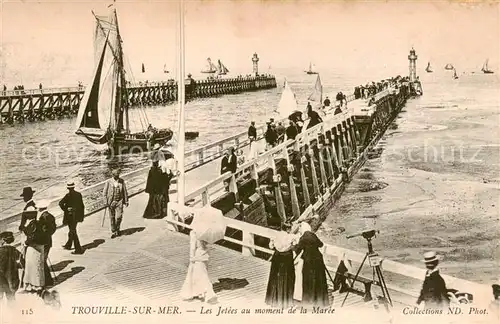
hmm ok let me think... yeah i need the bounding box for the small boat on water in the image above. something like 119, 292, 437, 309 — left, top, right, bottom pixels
308, 74, 323, 111
445, 63, 454, 70
75, 9, 197, 155
481, 59, 494, 74
453, 68, 459, 79
425, 62, 433, 73
305, 62, 318, 75
217, 60, 229, 76
201, 58, 218, 74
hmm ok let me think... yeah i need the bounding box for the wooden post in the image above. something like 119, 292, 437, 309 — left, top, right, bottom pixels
324, 142, 335, 187
317, 144, 328, 193
300, 162, 311, 207
201, 190, 209, 206
198, 151, 204, 166
309, 150, 321, 201
285, 145, 300, 221
241, 229, 255, 257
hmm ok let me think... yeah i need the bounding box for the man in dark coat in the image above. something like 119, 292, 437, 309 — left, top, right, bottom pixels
19, 187, 37, 232
264, 123, 277, 149
220, 147, 237, 174
59, 181, 84, 254
286, 120, 298, 140
416, 251, 450, 310
0, 231, 24, 304
248, 121, 257, 141
323, 96, 330, 107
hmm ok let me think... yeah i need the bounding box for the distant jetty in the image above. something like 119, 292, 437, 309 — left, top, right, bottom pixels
0, 74, 276, 125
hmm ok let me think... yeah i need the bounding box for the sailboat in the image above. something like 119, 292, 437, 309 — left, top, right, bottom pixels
201, 58, 217, 74
305, 62, 318, 75
444, 63, 454, 70
217, 60, 229, 75
425, 62, 433, 73
453, 68, 459, 79
276, 79, 299, 119
75, 9, 173, 154
141, 63, 145, 73
163, 64, 170, 74
481, 59, 494, 74
307, 74, 323, 110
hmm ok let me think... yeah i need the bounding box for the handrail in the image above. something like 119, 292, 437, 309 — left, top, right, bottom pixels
165, 206, 491, 304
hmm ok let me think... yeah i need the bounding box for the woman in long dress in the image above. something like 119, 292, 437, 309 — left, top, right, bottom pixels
22, 220, 47, 292
294, 222, 329, 307
143, 161, 168, 219
180, 230, 217, 303
265, 232, 297, 308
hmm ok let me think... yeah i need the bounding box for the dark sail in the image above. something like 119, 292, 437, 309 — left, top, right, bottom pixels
77, 34, 108, 130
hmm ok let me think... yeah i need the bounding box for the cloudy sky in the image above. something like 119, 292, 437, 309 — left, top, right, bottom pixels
0, 0, 498, 86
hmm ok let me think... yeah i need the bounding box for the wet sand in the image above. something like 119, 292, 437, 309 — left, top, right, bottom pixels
318, 75, 500, 285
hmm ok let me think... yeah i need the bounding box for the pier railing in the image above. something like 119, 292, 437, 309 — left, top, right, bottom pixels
165, 205, 492, 307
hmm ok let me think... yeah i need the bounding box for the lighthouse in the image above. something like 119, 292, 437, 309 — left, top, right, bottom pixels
408, 48, 418, 82
252, 53, 259, 76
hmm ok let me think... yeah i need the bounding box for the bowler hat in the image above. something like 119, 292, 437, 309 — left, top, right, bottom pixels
20, 187, 35, 197
423, 251, 440, 263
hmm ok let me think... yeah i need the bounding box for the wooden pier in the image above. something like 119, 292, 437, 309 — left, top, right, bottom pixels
0, 75, 276, 124
0, 77, 494, 324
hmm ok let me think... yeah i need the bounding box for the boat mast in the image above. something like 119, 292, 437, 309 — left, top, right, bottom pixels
177, 0, 186, 206
113, 9, 130, 133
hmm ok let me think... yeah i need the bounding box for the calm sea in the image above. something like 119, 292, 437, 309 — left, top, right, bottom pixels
0, 68, 498, 283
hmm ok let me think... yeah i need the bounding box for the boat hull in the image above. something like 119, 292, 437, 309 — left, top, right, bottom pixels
483, 70, 494, 74
108, 130, 200, 155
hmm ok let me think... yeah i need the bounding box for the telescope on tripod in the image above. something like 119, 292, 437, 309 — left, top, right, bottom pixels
341, 229, 392, 308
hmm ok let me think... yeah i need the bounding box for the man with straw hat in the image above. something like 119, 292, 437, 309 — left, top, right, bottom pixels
416, 251, 450, 310
59, 181, 84, 254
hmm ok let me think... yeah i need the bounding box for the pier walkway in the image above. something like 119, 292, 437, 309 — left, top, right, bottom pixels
2, 81, 495, 324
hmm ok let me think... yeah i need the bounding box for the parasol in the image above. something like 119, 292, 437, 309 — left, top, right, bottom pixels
190, 206, 226, 244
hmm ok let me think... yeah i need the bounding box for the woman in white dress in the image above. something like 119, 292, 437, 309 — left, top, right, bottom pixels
180, 230, 217, 303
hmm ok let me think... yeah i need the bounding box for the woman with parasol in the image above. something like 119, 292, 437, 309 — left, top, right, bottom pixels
180, 207, 225, 304
265, 224, 297, 308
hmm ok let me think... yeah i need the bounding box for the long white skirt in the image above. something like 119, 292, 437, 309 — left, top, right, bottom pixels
180, 261, 216, 301
293, 258, 303, 301
24, 244, 45, 288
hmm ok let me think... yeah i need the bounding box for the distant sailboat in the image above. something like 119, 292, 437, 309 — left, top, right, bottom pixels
276, 79, 299, 118
307, 74, 323, 109
481, 59, 494, 74
163, 64, 169, 73
141, 63, 145, 73
445, 63, 454, 70
201, 58, 217, 74
217, 60, 229, 75
305, 62, 318, 75
426, 62, 433, 73
453, 68, 459, 79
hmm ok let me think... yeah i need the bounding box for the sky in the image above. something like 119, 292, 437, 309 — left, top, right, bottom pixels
0, 0, 498, 87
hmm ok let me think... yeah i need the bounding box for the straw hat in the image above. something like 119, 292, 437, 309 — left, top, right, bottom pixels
37, 199, 50, 210
66, 181, 75, 189
153, 143, 161, 150
423, 251, 440, 263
